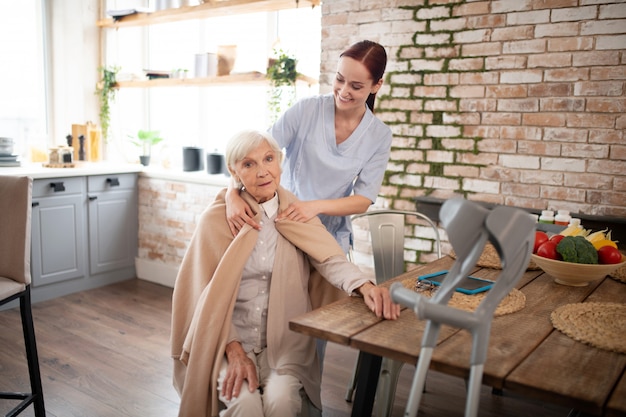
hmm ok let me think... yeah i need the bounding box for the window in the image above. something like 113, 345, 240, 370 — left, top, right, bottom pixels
104, 7, 321, 168
0, 0, 48, 160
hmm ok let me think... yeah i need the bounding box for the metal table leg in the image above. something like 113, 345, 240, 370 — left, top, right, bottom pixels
351, 351, 382, 417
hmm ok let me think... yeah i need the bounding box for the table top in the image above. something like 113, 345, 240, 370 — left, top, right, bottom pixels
289, 256, 626, 416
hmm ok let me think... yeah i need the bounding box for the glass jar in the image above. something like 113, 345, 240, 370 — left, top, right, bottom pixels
48, 147, 60, 164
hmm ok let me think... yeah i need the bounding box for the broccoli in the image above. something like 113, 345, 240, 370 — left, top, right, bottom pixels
556, 236, 598, 264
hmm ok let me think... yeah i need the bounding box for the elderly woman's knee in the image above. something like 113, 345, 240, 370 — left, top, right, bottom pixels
219, 386, 263, 416
262, 372, 302, 416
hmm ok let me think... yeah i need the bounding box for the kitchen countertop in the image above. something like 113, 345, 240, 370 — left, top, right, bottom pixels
0, 162, 143, 179
0, 162, 230, 187
140, 165, 230, 186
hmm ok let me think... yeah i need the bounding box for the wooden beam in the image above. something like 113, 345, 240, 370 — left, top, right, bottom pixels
98, 0, 321, 28
115, 72, 317, 88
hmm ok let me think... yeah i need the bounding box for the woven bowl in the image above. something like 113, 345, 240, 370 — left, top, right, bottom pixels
531, 253, 626, 286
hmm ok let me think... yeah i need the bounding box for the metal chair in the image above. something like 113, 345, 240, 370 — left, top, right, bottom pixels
0, 176, 46, 417
346, 209, 441, 417
390, 198, 534, 417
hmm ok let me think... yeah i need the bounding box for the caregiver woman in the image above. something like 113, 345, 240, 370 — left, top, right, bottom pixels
226, 40, 391, 254
171, 130, 399, 417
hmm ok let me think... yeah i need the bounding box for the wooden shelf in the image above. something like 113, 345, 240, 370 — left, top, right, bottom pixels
98, 0, 321, 28
115, 72, 318, 88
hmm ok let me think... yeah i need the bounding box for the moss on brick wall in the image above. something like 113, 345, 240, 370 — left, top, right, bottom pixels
322, 0, 626, 266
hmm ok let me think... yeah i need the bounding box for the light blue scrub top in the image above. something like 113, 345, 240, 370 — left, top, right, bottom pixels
269, 94, 392, 252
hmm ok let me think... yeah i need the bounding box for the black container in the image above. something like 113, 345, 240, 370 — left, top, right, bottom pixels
206, 152, 224, 175
183, 147, 204, 172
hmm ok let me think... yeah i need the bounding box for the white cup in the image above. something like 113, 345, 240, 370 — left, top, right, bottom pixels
0, 137, 14, 155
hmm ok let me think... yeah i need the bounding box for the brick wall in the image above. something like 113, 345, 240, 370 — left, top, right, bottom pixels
321, 0, 626, 266
135, 177, 378, 285
137, 0, 626, 282
138, 177, 224, 268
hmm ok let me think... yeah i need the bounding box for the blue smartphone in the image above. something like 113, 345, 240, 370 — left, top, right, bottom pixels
418, 270, 494, 295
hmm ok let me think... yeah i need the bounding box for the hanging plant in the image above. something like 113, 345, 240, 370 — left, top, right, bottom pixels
267, 49, 298, 124
95, 65, 120, 143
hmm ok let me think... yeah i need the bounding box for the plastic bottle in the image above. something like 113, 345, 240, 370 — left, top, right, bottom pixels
568, 218, 581, 227
561, 217, 584, 236
538, 210, 555, 224
554, 210, 571, 226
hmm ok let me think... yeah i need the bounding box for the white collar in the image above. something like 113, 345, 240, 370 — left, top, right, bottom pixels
260, 193, 279, 218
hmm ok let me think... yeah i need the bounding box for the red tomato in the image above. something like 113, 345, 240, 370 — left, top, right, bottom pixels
536, 241, 561, 260
597, 246, 623, 264
549, 234, 565, 245
533, 231, 549, 254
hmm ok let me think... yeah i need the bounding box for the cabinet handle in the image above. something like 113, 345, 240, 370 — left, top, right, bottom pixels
88, 196, 98, 201
50, 182, 65, 192
32, 201, 39, 207
107, 177, 120, 186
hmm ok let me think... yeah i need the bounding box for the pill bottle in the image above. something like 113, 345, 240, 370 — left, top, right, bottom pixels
554, 210, 571, 226
538, 210, 554, 224
565, 218, 584, 235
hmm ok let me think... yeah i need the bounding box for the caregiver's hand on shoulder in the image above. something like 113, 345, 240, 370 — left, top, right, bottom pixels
226, 187, 260, 236
358, 282, 401, 320
276, 201, 319, 223
222, 341, 259, 400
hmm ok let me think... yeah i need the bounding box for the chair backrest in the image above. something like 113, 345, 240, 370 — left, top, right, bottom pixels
352, 210, 442, 284
0, 176, 33, 285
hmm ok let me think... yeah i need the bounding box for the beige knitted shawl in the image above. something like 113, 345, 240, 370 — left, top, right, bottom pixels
171, 187, 346, 417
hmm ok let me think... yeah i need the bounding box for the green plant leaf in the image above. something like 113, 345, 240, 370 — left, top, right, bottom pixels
95, 65, 120, 142
267, 49, 298, 123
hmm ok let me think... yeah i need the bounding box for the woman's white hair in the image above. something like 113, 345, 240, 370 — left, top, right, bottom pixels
225, 130, 283, 181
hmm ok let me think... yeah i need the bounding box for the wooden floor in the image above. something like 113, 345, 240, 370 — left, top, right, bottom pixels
0, 279, 573, 417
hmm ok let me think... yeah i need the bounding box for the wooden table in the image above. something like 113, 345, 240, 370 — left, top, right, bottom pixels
289, 256, 626, 417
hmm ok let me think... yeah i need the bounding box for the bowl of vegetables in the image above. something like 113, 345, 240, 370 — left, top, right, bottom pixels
532, 228, 625, 286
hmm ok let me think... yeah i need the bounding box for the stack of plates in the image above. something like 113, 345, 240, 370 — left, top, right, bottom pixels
0, 154, 20, 167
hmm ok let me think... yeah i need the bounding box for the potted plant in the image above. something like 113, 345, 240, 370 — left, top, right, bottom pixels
267, 49, 298, 123
95, 66, 120, 143
129, 129, 164, 166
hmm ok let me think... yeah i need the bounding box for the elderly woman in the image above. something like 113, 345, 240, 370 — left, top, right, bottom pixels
171, 130, 399, 417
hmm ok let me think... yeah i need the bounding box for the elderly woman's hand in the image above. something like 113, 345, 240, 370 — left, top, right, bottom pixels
358, 282, 401, 320
222, 341, 259, 400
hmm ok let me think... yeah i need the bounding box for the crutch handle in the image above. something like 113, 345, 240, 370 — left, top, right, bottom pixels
390, 282, 421, 311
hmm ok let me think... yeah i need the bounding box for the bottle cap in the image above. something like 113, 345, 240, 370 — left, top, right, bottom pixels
541, 210, 554, 217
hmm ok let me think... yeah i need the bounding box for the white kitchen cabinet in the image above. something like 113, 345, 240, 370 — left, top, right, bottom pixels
28, 172, 138, 303
31, 177, 87, 287
87, 173, 138, 275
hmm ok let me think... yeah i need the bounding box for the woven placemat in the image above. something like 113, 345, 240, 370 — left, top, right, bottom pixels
413, 286, 526, 317
609, 263, 626, 283
449, 242, 540, 271
551, 302, 626, 354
